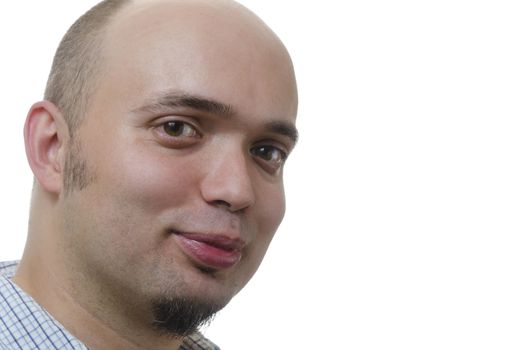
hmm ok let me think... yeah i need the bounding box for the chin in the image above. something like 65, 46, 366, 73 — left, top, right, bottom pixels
150, 295, 225, 337
153, 262, 240, 307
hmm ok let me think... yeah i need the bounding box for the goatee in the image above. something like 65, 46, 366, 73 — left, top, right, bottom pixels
151, 297, 221, 337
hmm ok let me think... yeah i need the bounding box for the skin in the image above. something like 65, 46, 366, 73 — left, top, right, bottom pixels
13, 1, 297, 349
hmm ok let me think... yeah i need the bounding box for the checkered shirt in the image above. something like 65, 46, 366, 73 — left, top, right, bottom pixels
0, 261, 220, 350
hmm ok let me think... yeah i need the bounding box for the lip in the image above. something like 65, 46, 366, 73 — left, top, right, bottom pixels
172, 231, 244, 270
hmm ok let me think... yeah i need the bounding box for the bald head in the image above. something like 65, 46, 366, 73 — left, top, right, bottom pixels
44, 0, 295, 135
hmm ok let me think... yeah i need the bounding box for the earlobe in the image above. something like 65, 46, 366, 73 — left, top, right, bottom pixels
24, 101, 70, 194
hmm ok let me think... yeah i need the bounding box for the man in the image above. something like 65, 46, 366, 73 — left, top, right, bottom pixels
0, 0, 298, 349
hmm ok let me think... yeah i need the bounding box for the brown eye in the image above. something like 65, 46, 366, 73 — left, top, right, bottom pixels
251, 145, 287, 172
163, 121, 198, 138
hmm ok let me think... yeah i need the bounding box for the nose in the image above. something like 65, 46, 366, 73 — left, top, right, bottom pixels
200, 148, 256, 213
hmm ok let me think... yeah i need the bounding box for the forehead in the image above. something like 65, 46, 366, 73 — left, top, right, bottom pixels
91, 0, 297, 123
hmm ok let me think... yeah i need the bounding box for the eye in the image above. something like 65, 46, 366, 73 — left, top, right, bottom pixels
163, 121, 198, 138
152, 119, 201, 148
250, 145, 288, 173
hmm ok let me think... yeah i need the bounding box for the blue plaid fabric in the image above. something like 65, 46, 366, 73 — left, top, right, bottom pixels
0, 261, 87, 350
0, 261, 220, 350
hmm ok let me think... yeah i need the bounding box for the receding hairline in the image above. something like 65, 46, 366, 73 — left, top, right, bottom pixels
105, 0, 288, 49
44, 0, 135, 133
99, 0, 295, 93
44, 0, 294, 134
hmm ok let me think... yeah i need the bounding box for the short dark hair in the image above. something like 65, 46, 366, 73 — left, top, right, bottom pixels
44, 0, 130, 134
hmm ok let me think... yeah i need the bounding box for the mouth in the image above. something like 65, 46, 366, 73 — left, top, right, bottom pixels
171, 231, 244, 271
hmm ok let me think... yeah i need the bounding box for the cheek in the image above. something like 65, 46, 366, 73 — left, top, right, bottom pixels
249, 182, 286, 258
98, 144, 202, 213
235, 193, 284, 290
74, 144, 204, 264
256, 180, 286, 233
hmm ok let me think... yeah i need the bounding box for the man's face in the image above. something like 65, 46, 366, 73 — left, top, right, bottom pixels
59, 1, 297, 326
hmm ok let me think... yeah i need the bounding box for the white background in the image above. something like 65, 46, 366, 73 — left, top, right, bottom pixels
1, 1, 528, 349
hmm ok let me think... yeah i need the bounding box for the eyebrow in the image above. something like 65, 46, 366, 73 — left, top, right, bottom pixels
134, 92, 298, 144
266, 121, 299, 145
134, 93, 234, 117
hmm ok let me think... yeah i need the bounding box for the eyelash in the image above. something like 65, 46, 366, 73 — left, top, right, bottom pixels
250, 145, 288, 173
154, 119, 289, 173
163, 120, 199, 138
153, 119, 202, 146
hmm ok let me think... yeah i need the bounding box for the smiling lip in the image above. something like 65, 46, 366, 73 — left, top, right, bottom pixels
173, 232, 244, 270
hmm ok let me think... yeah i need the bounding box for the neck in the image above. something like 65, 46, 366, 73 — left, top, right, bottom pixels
13, 191, 185, 350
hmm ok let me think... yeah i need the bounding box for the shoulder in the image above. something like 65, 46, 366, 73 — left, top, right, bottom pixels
0, 261, 19, 278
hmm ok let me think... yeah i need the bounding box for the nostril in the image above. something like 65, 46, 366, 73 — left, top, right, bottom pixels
212, 199, 231, 209
210, 199, 249, 214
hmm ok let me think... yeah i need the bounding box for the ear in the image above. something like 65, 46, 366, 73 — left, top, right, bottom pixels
24, 101, 70, 194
